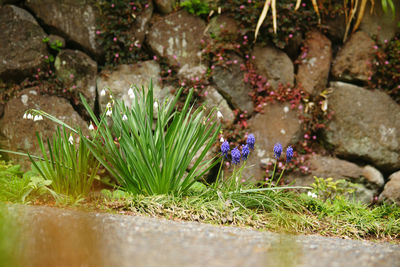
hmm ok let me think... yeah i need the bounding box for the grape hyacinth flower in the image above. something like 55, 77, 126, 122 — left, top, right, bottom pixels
286, 146, 294, 162
221, 141, 230, 159
246, 134, 255, 150
241, 144, 250, 161
231, 147, 241, 165
273, 143, 282, 159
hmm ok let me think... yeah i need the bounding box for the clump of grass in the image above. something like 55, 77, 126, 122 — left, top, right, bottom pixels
97, 188, 400, 241
82, 83, 220, 196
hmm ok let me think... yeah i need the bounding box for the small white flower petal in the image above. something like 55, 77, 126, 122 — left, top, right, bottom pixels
217, 111, 223, 119
33, 115, 39, 121
68, 135, 74, 145
122, 114, 128, 121
128, 88, 134, 96
106, 102, 112, 109
153, 101, 158, 109
37, 115, 43, 121
308, 191, 317, 198
88, 123, 94, 130
100, 89, 106, 96
220, 137, 224, 142
27, 113, 33, 120
23, 113, 27, 119
106, 109, 112, 117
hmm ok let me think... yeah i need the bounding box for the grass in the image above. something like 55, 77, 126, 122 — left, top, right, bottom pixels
93, 187, 400, 242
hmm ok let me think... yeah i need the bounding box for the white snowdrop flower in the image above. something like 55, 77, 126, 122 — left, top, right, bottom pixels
153, 101, 158, 109
106, 102, 112, 109
68, 135, 74, 145
33, 115, 39, 121
88, 123, 94, 130
122, 114, 128, 121
106, 109, 112, 117
100, 89, 106, 96
27, 113, 33, 120
220, 137, 224, 142
37, 115, 43, 121
128, 87, 134, 96
23, 113, 27, 119
217, 110, 223, 119
307, 191, 317, 198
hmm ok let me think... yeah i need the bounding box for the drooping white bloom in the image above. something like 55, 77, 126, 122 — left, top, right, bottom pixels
88, 123, 94, 130
153, 101, 158, 109
68, 135, 74, 145
106, 109, 112, 117
122, 114, 128, 121
106, 102, 112, 109
217, 110, 223, 119
23, 113, 27, 119
37, 115, 43, 121
33, 115, 39, 121
27, 113, 33, 120
220, 137, 224, 142
100, 89, 106, 96
307, 191, 317, 198
128, 87, 134, 96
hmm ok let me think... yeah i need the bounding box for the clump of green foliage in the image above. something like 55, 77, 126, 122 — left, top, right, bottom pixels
82, 84, 220, 196
0, 160, 50, 203
180, 0, 210, 17
311, 176, 358, 201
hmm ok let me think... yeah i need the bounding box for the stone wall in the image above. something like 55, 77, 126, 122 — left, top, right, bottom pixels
0, 1, 399, 204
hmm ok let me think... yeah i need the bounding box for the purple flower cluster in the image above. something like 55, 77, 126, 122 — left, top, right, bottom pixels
220, 134, 255, 165
273, 143, 294, 163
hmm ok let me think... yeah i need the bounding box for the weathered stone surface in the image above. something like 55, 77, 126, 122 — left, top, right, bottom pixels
324, 82, 400, 172
129, 1, 153, 45
296, 31, 332, 95
290, 155, 384, 203
203, 86, 235, 126
212, 54, 254, 114
331, 31, 375, 82
47, 34, 66, 49
0, 88, 88, 170
147, 10, 207, 80
360, 1, 400, 44
0, 5, 48, 82
97, 61, 163, 112
251, 46, 294, 89
54, 49, 97, 108
379, 171, 400, 205
25, 0, 100, 56
245, 103, 302, 180
207, 14, 240, 41
154, 0, 175, 14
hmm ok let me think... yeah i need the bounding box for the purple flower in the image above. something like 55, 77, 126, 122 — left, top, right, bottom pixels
286, 146, 294, 162
273, 143, 282, 159
221, 141, 230, 159
242, 144, 250, 160
231, 147, 241, 165
247, 134, 255, 150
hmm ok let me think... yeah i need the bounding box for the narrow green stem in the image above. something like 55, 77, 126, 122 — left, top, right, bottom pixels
275, 165, 286, 186
215, 157, 224, 190
269, 159, 278, 188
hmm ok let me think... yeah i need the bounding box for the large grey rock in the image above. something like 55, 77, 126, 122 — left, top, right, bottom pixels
331, 31, 375, 82
203, 86, 235, 126
379, 170, 400, 205
324, 82, 400, 172
25, 0, 101, 56
0, 5, 48, 82
296, 31, 332, 95
245, 102, 302, 180
212, 54, 254, 114
290, 155, 385, 204
0, 88, 88, 170
147, 10, 207, 80
129, 1, 153, 45
207, 14, 240, 41
251, 46, 294, 89
54, 49, 97, 109
97, 61, 164, 112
